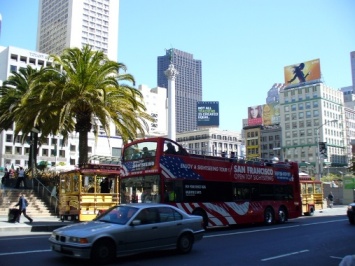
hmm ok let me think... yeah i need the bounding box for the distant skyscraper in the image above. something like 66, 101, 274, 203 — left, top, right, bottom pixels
157, 48, 202, 132
351, 51, 355, 91
36, 0, 119, 60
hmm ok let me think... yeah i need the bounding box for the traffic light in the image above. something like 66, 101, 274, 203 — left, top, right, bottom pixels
318, 142, 327, 159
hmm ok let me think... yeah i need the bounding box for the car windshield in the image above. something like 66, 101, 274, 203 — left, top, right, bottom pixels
96, 206, 138, 225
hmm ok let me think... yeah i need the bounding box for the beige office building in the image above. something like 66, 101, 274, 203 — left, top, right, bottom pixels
37, 0, 119, 60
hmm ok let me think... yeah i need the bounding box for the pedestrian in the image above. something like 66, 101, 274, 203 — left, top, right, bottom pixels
15, 167, 26, 189
14, 193, 33, 223
327, 191, 334, 208
100, 178, 111, 193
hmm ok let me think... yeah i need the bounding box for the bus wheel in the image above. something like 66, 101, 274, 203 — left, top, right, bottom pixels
192, 209, 208, 229
278, 207, 287, 223
264, 207, 274, 225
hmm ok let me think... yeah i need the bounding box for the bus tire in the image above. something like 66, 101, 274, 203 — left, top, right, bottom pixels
278, 207, 287, 223
264, 207, 274, 225
192, 209, 208, 229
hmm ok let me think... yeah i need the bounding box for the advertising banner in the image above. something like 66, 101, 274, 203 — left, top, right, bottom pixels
197, 101, 219, 127
284, 59, 321, 85
248, 105, 263, 126
262, 103, 280, 126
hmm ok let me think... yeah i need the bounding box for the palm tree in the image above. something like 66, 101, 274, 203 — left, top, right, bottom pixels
36, 45, 152, 165
0, 65, 42, 168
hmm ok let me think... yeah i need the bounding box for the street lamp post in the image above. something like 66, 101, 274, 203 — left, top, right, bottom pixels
316, 119, 338, 180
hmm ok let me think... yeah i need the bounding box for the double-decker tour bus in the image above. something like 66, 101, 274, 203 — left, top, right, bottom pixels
299, 172, 323, 216
120, 137, 302, 228
58, 157, 121, 222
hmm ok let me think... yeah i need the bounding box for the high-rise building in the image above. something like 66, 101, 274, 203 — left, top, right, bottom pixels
36, 0, 119, 60
157, 48, 202, 133
279, 83, 346, 175
351, 51, 355, 91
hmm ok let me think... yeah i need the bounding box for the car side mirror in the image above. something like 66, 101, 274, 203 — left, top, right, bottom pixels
131, 220, 142, 226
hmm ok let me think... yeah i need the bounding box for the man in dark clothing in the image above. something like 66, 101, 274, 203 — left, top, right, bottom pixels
327, 192, 334, 208
14, 193, 33, 223
100, 178, 111, 193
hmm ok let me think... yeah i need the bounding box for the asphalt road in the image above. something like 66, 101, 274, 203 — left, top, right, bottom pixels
0, 211, 353, 266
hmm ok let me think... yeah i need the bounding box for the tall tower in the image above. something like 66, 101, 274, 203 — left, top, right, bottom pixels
36, 0, 119, 60
157, 48, 202, 133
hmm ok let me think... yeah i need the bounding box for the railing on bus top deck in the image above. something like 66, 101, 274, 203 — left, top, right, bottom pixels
181, 148, 292, 169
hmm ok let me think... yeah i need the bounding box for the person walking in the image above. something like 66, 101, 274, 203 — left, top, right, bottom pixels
15, 167, 26, 189
327, 191, 334, 208
14, 193, 33, 223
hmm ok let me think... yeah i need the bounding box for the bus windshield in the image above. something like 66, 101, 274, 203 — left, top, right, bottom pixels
123, 141, 158, 161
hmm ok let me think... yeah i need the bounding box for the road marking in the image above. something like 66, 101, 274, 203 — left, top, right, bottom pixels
204, 218, 347, 238
261, 249, 309, 261
0, 235, 49, 241
0, 249, 51, 256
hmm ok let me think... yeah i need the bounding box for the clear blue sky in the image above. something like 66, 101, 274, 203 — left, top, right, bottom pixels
0, 0, 354, 132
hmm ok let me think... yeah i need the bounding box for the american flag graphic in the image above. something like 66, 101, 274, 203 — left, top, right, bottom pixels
160, 156, 202, 179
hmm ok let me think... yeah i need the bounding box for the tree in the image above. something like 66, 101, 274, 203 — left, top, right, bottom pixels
35, 45, 152, 165
0, 65, 42, 168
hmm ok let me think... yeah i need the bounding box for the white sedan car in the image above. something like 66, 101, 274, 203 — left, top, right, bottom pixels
49, 204, 204, 264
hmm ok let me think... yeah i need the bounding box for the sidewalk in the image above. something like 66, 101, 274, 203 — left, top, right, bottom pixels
0, 215, 73, 235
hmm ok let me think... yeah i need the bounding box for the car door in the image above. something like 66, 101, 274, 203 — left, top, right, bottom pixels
156, 206, 184, 246
124, 207, 162, 252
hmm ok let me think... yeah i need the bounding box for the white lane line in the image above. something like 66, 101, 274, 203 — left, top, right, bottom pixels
0, 249, 51, 256
204, 219, 347, 238
261, 249, 309, 261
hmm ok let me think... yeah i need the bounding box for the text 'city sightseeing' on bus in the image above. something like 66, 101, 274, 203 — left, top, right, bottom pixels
120, 137, 302, 228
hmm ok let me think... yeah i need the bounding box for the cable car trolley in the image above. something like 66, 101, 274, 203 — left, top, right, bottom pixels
58, 162, 121, 222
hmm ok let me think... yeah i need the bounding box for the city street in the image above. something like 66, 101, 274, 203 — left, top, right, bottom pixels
0, 209, 353, 266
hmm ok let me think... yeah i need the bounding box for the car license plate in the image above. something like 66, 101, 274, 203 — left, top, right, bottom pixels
53, 244, 61, 252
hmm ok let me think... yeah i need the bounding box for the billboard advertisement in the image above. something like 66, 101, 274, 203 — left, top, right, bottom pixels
247, 105, 263, 126
262, 103, 280, 126
197, 101, 219, 127
284, 58, 321, 85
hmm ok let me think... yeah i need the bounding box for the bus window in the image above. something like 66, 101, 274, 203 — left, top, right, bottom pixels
121, 175, 160, 203
123, 142, 158, 161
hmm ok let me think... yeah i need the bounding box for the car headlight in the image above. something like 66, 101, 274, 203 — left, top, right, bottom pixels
348, 206, 353, 211
68, 236, 89, 244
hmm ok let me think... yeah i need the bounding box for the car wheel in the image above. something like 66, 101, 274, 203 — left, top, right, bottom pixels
278, 207, 287, 223
349, 216, 355, 225
177, 233, 193, 254
264, 207, 274, 225
91, 239, 115, 264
